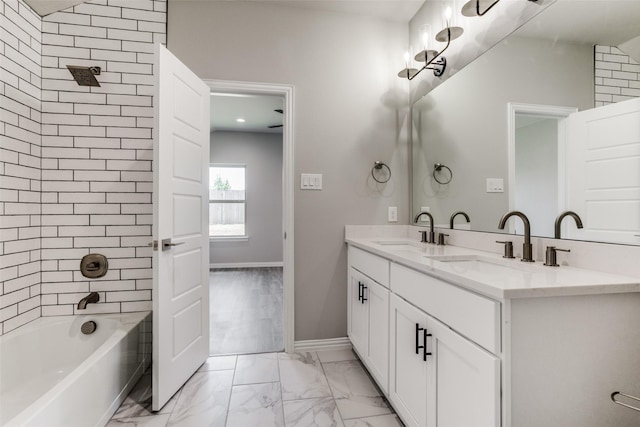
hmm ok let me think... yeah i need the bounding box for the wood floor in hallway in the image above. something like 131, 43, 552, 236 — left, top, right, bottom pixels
209, 267, 284, 355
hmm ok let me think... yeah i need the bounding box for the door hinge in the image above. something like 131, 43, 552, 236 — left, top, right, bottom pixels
284, 232, 287, 240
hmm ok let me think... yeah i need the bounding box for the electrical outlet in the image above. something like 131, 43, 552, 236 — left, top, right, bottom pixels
388, 206, 398, 222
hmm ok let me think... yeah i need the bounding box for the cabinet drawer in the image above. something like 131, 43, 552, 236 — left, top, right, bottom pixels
391, 263, 500, 354
349, 246, 390, 288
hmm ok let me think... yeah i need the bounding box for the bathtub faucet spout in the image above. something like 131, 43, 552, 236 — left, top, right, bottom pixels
78, 292, 100, 310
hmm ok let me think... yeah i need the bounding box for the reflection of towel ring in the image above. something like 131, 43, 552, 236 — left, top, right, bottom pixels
433, 163, 452, 184
372, 161, 391, 183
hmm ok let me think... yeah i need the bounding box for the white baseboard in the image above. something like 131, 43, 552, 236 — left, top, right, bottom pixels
294, 337, 352, 353
209, 262, 284, 269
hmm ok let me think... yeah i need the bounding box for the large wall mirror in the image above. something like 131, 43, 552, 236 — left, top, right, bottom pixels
411, 0, 640, 245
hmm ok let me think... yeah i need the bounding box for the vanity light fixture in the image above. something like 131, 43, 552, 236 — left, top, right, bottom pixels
461, 0, 500, 17
435, 6, 464, 42
401, 0, 539, 79
397, 6, 463, 80
461, 0, 538, 17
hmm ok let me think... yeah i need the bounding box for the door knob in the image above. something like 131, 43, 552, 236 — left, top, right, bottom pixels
162, 238, 185, 251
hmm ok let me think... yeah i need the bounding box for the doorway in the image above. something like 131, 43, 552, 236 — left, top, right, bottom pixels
507, 103, 577, 236
205, 80, 294, 355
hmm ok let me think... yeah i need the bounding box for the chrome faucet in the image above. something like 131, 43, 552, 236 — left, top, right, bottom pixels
77, 292, 100, 310
414, 212, 435, 244
498, 211, 534, 262
554, 211, 583, 239
450, 211, 470, 229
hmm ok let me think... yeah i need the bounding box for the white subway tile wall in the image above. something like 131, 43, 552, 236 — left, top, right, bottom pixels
39, 0, 165, 318
0, 0, 43, 335
1, 0, 166, 335
595, 45, 640, 107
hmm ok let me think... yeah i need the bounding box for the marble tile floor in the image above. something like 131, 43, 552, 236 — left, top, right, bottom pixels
107, 349, 404, 427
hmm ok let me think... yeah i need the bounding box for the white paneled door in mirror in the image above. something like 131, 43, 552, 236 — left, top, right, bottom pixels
152, 44, 211, 411
566, 97, 640, 245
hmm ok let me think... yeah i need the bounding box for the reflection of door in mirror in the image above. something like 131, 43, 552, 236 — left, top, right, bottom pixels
565, 97, 640, 245
508, 103, 577, 238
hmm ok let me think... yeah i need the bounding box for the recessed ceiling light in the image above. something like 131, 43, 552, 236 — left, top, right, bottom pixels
236, 118, 246, 123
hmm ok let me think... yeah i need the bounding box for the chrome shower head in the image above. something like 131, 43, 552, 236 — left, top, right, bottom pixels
66, 65, 101, 87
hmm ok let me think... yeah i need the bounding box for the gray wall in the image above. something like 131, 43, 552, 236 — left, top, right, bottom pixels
210, 131, 283, 266
412, 35, 594, 233
515, 118, 558, 237
168, 2, 409, 341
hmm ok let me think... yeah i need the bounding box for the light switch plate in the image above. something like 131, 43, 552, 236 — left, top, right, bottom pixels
301, 173, 322, 190
486, 178, 504, 193
388, 206, 398, 222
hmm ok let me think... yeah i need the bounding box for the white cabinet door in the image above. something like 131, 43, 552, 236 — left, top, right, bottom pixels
389, 293, 429, 427
427, 315, 500, 427
349, 268, 368, 357
366, 280, 389, 394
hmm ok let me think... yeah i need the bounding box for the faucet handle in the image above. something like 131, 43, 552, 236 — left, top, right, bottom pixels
496, 241, 515, 259
437, 233, 449, 246
418, 230, 428, 243
544, 246, 570, 267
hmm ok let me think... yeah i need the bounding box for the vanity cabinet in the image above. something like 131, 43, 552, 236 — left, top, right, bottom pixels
347, 247, 390, 393
346, 237, 640, 427
348, 245, 500, 427
389, 293, 500, 427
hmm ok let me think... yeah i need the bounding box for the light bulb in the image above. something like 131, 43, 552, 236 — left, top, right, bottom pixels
422, 32, 429, 50
445, 6, 452, 26
404, 51, 410, 67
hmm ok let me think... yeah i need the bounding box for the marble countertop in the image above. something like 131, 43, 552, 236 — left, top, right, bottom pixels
346, 237, 640, 300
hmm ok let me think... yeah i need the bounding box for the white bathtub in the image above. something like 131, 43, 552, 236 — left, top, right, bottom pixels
0, 311, 151, 427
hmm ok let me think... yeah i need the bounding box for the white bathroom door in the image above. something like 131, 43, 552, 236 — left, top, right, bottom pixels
565, 98, 640, 243
152, 44, 210, 411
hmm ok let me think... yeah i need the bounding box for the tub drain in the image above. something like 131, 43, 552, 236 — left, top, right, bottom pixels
81, 321, 97, 335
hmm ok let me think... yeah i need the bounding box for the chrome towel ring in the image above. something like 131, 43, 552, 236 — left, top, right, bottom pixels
433, 163, 452, 184
372, 161, 391, 183
612, 391, 640, 413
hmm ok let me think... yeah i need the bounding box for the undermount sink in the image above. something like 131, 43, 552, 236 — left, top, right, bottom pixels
423, 254, 479, 262
424, 254, 527, 273
373, 241, 422, 250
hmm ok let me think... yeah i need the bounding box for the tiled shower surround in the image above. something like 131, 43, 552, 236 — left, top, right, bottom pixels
595, 45, 640, 107
0, 0, 42, 334
0, 0, 166, 335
